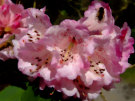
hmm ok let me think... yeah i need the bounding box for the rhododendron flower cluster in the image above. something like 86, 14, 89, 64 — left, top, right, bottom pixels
0, 0, 134, 101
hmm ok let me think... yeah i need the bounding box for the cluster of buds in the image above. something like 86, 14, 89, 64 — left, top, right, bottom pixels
0, 0, 134, 101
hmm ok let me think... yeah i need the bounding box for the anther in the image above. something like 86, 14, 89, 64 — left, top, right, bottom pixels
37, 33, 40, 36
90, 65, 94, 67
27, 33, 30, 35
28, 39, 33, 42
45, 62, 48, 64
29, 36, 33, 38
96, 72, 99, 74
34, 30, 38, 33
94, 70, 97, 72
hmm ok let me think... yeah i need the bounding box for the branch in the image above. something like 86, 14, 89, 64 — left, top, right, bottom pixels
100, 92, 108, 101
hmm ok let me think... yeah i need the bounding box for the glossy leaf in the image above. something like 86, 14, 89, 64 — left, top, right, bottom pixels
0, 86, 24, 101
0, 86, 51, 101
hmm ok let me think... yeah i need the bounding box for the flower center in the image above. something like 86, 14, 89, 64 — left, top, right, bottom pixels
27, 30, 42, 43
90, 63, 105, 78
88, 56, 105, 77
30, 56, 52, 74
59, 38, 75, 64
4, 26, 11, 32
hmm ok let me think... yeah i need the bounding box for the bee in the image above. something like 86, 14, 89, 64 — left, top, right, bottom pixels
96, 7, 104, 21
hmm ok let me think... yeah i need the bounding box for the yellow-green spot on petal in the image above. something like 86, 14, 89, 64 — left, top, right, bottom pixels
0, 35, 15, 50
63, 42, 74, 61
4, 26, 12, 32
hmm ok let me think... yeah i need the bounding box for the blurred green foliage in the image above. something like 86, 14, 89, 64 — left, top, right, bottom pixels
120, 66, 135, 85
0, 85, 51, 101
21, 86, 50, 101
0, 86, 24, 101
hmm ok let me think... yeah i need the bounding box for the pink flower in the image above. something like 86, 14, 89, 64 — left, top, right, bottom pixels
13, 7, 52, 58
0, 1, 27, 60
0, 0, 12, 5
16, 19, 91, 99
17, 39, 53, 78
13, 7, 52, 79
77, 22, 134, 99
79, 1, 114, 32
118, 23, 134, 72
16, 19, 88, 81
16, 7, 52, 46
23, 7, 51, 34
34, 20, 107, 100
43, 19, 89, 80
12, 1, 134, 101
17, 17, 134, 101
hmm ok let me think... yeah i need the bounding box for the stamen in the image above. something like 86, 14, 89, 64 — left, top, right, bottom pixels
33, 0, 36, 8
27, 33, 30, 35
88, 56, 91, 61
91, 65, 94, 67
37, 33, 40, 36
43, 56, 52, 65
34, 30, 38, 33
82, 92, 87, 97
35, 57, 42, 62
63, 41, 74, 59
37, 37, 40, 40
59, 39, 75, 64
29, 36, 33, 38
88, 59, 106, 77
50, 89, 55, 95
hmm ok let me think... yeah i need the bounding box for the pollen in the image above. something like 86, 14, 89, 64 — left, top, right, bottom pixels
59, 39, 75, 64
27, 30, 42, 43
89, 60, 105, 77
59, 48, 74, 64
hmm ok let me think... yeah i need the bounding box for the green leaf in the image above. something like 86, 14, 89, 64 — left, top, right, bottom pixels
0, 85, 51, 101
131, 28, 135, 38
21, 86, 51, 101
21, 86, 37, 101
120, 67, 135, 85
0, 86, 25, 101
60, 10, 67, 16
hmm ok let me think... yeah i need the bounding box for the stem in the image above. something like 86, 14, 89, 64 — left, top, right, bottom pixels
129, 64, 135, 68
16, 0, 21, 4
33, 0, 36, 8
0, 35, 15, 51
100, 92, 107, 101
